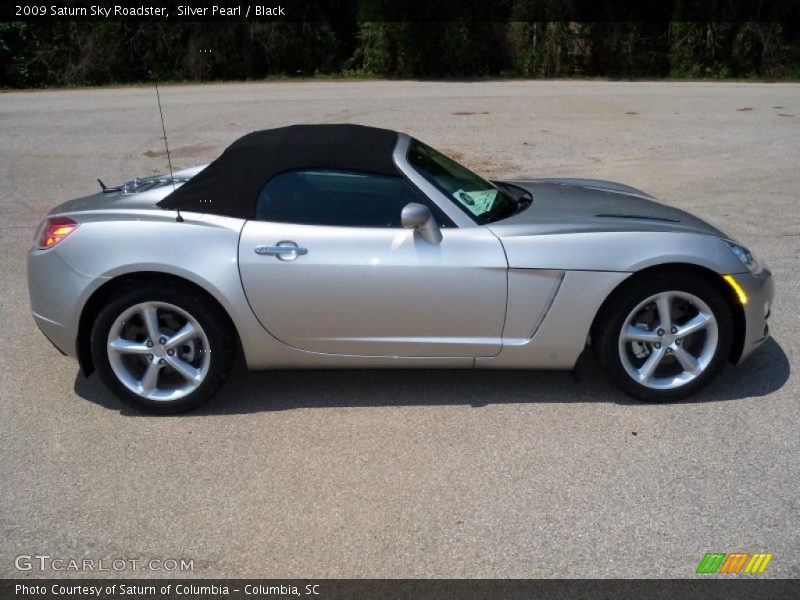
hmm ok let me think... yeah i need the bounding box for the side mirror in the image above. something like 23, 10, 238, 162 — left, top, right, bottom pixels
401, 203, 442, 245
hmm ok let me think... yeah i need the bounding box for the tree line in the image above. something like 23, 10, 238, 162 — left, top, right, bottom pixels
2, 20, 798, 88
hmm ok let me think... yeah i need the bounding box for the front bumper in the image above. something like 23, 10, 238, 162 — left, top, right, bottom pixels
728, 268, 774, 364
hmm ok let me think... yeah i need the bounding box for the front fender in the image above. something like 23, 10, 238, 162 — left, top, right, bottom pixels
496, 231, 746, 275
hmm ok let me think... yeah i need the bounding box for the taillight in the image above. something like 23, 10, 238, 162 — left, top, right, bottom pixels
37, 217, 78, 249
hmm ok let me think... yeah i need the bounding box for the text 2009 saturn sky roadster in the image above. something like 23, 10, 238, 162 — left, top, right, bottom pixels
27, 125, 774, 413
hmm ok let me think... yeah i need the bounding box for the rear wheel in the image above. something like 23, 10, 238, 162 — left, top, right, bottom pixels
90, 284, 234, 414
593, 272, 733, 401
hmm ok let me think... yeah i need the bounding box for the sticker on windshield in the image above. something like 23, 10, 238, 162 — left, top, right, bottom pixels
453, 188, 498, 216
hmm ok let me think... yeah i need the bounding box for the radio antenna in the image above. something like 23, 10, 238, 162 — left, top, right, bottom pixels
155, 82, 183, 222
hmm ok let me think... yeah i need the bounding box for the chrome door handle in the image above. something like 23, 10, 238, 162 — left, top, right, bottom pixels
254, 241, 308, 261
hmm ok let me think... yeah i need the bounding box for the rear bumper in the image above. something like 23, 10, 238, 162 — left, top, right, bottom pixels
32, 313, 69, 356
27, 246, 104, 359
729, 268, 774, 364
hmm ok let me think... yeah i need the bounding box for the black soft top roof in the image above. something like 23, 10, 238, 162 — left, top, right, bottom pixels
157, 124, 400, 219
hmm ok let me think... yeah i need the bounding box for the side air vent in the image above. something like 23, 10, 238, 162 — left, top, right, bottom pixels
595, 213, 679, 223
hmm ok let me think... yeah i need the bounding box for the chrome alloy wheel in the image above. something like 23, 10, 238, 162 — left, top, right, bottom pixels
106, 301, 211, 402
618, 291, 718, 390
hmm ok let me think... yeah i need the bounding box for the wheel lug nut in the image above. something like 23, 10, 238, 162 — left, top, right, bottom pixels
676, 339, 682, 345
666, 348, 673, 354
167, 349, 175, 356
158, 337, 167, 345
158, 358, 166, 365
147, 354, 154, 361
654, 342, 661, 349
146, 340, 153, 348
657, 329, 665, 336
671, 326, 678, 334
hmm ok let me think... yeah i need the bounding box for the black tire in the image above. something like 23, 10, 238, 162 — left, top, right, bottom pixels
592, 271, 733, 402
90, 283, 234, 414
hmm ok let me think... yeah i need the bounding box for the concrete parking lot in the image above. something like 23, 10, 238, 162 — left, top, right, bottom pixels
0, 80, 798, 578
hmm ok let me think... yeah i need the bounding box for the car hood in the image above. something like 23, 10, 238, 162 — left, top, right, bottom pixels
489, 178, 726, 238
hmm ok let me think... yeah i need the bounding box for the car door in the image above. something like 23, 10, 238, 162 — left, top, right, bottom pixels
238, 168, 508, 357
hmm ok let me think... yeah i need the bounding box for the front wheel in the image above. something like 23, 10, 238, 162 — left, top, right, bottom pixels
90, 284, 234, 414
593, 273, 733, 402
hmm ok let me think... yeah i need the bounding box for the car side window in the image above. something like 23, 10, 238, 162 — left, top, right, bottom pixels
256, 169, 449, 228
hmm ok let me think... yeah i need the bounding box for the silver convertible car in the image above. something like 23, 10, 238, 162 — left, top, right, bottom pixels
28, 124, 774, 413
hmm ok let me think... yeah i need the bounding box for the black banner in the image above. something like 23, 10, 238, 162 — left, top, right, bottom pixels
2, 579, 799, 600
4, 0, 800, 23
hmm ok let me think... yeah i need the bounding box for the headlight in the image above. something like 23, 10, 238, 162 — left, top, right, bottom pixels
724, 240, 762, 274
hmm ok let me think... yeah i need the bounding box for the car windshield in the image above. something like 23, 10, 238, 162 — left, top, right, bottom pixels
407, 140, 518, 224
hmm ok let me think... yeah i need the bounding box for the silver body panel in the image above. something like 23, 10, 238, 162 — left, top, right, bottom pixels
488, 179, 744, 274
727, 268, 774, 362
478, 270, 632, 369
28, 140, 774, 373
239, 222, 507, 357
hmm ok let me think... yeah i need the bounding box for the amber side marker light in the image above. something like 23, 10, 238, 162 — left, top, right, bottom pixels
723, 274, 748, 305
37, 217, 78, 249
